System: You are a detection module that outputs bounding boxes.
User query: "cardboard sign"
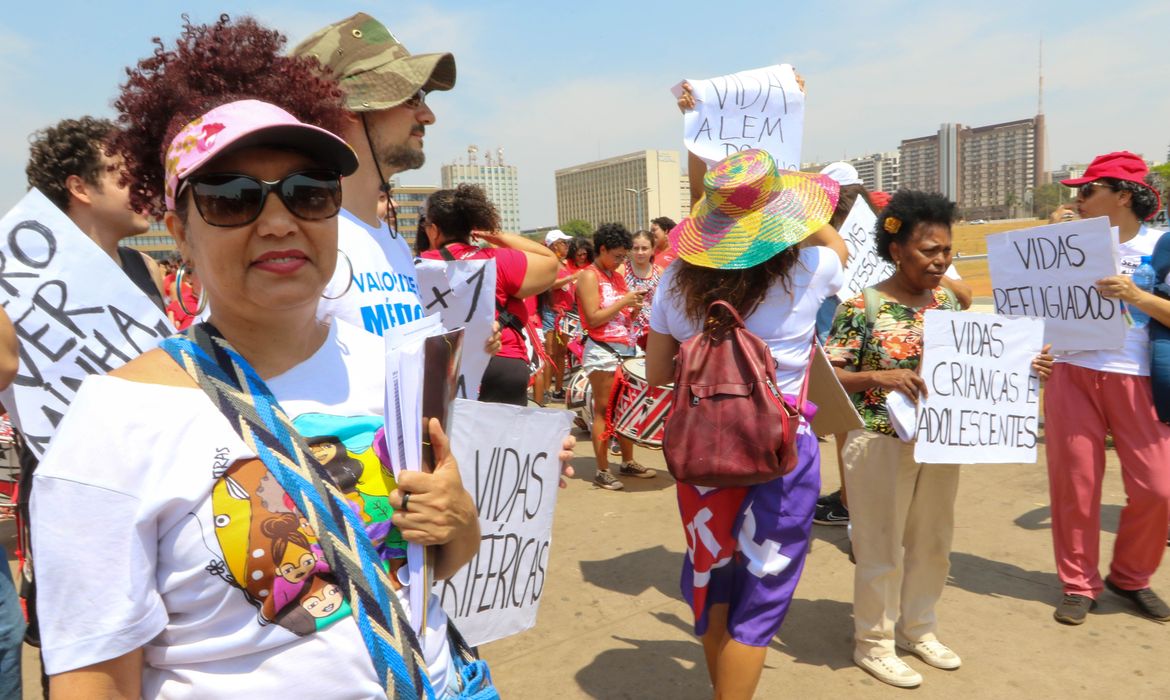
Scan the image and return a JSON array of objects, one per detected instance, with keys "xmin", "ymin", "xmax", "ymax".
[
  {"xmin": 913, "ymin": 311, "xmax": 1044, "ymax": 464},
  {"xmin": 807, "ymin": 344, "xmax": 863, "ymax": 437},
  {"xmin": 416, "ymin": 258, "xmax": 497, "ymax": 400},
  {"xmin": 0, "ymin": 189, "xmax": 171, "ymax": 455},
  {"xmin": 673, "ymin": 64, "xmax": 804, "ymax": 170},
  {"xmin": 839, "ymin": 197, "xmax": 895, "ymax": 297},
  {"xmin": 987, "ymin": 217, "xmax": 1124, "ymax": 351},
  {"xmin": 439, "ymin": 399, "xmax": 572, "ymax": 646}
]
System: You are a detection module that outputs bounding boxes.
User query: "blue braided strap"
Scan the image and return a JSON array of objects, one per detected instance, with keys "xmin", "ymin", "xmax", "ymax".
[{"xmin": 161, "ymin": 325, "xmax": 435, "ymax": 699}]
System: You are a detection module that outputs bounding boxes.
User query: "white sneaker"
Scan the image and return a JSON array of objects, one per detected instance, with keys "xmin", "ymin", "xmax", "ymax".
[
  {"xmin": 853, "ymin": 651, "xmax": 923, "ymax": 688},
  {"xmin": 896, "ymin": 639, "xmax": 961, "ymax": 670}
]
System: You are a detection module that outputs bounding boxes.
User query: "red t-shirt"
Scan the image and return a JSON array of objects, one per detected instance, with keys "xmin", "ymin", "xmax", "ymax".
[
  {"xmin": 551, "ymin": 263, "xmax": 576, "ymax": 312},
  {"xmin": 578, "ymin": 264, "xmax": 633, "ymax": 346},
  {"xmin": 655, "ymin": 245, "xmax": 679, "ymax": 269},
  {"xmin": 420, "ymin": 242, "xmax": 530, "ymax": 359}
]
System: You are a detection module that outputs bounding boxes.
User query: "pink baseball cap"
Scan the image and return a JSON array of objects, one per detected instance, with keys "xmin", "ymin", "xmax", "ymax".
[{"xmin": 164, "ymin": 99, "xmax": 358, "ymax": 210}]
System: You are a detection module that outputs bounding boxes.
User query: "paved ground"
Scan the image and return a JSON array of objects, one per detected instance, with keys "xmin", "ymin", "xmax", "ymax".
[{"xmin": 14, "ymin": 429, "xmax": 1170, "ymax": 699}]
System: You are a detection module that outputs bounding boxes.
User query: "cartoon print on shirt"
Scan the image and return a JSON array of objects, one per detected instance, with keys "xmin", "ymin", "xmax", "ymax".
[{"xmin": 206, "ymin": 414, "xmax": 406, "ymax": 636}]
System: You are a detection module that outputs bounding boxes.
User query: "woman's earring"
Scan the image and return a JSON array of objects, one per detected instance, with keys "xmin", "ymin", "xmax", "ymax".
[
  {"xmin": 321, "ymin": 250, "xmax": 355, "ymax": 300},
  {"xmin": 174, "ymin": 263, "xmax": 208, "ymax": 317}
]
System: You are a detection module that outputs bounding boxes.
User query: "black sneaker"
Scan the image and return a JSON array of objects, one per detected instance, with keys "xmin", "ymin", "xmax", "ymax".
[
  {"xmin": 1053, "ymin": 594, "xmax": 1097, "ymax": 625},
  {"xmin": 814, "ymin": 498, "xmax": 850, "ymax": 526},
  {"xmin": 1105, "ymin": 577, "xmax": 1170, "ymax": 621},
  {"xmin": 816, "ymin": 489, "xmax": 842, "ymax": 507},
  {"xmin": 548, "ymin": 389, "xmax": 566, "ymax": 402}
]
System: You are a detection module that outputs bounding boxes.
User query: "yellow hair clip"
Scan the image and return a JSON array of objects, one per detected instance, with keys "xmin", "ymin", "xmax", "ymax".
[{"xmin": 883, "ymin": 217, "xmax": 902, "ymax": 234}]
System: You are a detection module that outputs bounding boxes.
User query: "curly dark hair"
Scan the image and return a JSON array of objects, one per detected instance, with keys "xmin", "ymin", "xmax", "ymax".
[
  {"xmin": 671, "ymin": 249, "xmax": 801, "ymax": 333},
  {"xmin": 112, "ymin": 14, "xmax": 349, "ymax": 218},
  {"xmin": 829, "ymin": 183, "xmax": 874, "ymax": 230},
  {"xmin": 650, "ymin": 216, "xmax": 676, "ymax": 232},
  {"xmin": 425, "ymin": 184, "xmax": 501, "ymax": 246},
  {"xmin": 26, "ymin": 117, "xmax": 116, "ymax": 210},
  {"xmin": 567, "ymin": 237, "xmax": 594, "ymax": 264},
  {"xmin": 592, "ymin": 223, "xmax": 633, "ymax": 253},
  {"xmin": 875, "ymin": 190, "xmax": 956, "ymax": 263},
  {"xmin": 1100, "ymin": 177, "xmax": 1161, "ymax": 221}
]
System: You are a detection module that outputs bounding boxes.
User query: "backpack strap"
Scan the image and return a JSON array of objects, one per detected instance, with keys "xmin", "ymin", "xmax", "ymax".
[
  {"xmin": 1153, "ymin": 231, "xmax": 1170, "ymax": 299},
  {"xmin": 161, "ymin": 323, "xmax": 457, "ymax": 700}
]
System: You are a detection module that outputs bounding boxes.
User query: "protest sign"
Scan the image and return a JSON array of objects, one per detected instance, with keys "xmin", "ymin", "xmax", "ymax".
[
  {"xmin": 0, "ymin": 189, "xmax": 171, "ymax": 456},
  {"xmin": 416, "ymin": 258, "xmax": 497, "ymax": 400},
  {"xmin": 987, "ymin": 217, "xmax": 1123, "ymax": 351},
  {"xmin": 673, "ymin": 64, "xmax": 804, "ymax": 170},
  {"xmin": 838, "ymin": 197, "xmax": 894, "ymax": 297},
  {"xmin": 440, "ymin": 399, "xmax": 572, "ymax": 646},
  {"xmin": 913, "ymin": 311, "xmax": 1044, "ymax": 464},
  {"xmin": 807, "ymin": 344, "xmax": 863, "ymax": 437}
]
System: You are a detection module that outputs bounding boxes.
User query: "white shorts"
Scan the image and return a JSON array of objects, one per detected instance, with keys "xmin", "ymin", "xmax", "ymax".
[{"xmin": 582, "ymin": 338, "xmax": 638, "ymax": 376}]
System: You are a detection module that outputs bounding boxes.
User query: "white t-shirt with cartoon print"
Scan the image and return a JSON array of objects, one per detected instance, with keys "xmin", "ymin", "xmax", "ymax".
[
  {"xmin": 31, "ymin": 321, "xmax": 451, "ymax": 697},
  {"xmin": 318, "ymin": 209, "xmax": 425, "ymax": 336}
]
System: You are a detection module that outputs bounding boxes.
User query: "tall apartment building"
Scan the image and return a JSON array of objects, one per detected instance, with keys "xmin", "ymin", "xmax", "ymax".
[
  {"xmin": 679, "ymin": 173, "xmax": 692, "ymax": 218},
  {"xmin": 440, "ymin": 147, "xmax": 521, "ymax": 233},
  {"xmin": 388, "ymin": 180, "xmax": 438, "ymax": 247},
  {"xmin": 899, "ymin": 115, "xmax": 1045, "ymax": 219},
  {"xmin": 555, "ymin": 150, "xmax": 683, "ymax": 232},
  {"xmin": 802, "ymin": 152, "xmax": 900, "ymax": 193}
]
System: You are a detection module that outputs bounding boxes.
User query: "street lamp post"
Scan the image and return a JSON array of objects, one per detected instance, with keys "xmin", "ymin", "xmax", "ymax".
[{"xmin": 624, "ymin": 186, "xmax": 652, "ymax": 231}]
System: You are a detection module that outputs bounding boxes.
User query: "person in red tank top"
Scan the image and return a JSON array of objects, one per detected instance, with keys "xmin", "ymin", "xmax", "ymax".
[{"xmin": 575, "ymin": 223, "xmax": 656, "ymax": 490}]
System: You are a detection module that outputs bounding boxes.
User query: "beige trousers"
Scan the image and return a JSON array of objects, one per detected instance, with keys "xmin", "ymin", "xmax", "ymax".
[{"xmin": 843, "ymin": 429, "xmax": 960, "ymax": 657}]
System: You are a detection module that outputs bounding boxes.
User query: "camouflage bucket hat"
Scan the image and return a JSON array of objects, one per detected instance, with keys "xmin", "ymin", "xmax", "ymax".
[{"xmin": 292, "ymin": 13, "xmax": 456, "ymax": 112}]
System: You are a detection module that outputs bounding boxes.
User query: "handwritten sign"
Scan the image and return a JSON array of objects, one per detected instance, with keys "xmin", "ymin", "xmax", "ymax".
[
  {"xmin": 673, "ymin": 64, "xmax": 804, "ymax": 169},
  {"xmin": 913, "ymin": 311, "xmax": 1043, "ymax": 464},
  {"xmin": 987, "ymin": 217, "xmax": 1123, "ymax": 351},
  {"xmin": 440, "ymin": 399, "xmax": 572, "ymax": 646},
  {"xmin": 0, "ymin": 190, "xmax": 171, "ymax": 455},
  {"xmin": 416, "ymin": 258, "xmax": 497, "ymax": 400},
  {"xmin": 839, "ymin": 197, "xmax": 894, "ymax": 297}
]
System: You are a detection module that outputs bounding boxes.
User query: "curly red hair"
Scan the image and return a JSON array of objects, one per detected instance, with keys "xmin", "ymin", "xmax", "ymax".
[{"xmin": 113, "ymin": 14, "xmax": 348, "ymax": 218}]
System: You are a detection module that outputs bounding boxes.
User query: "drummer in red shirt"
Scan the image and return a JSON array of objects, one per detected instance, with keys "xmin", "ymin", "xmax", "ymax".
[
  {"xmin": 576, "ymin": 223, "xmax": 657, "ymax": 490},
  {"xmin": 419, "ymin": 185, "xmax": 558, "ymax": 405}
]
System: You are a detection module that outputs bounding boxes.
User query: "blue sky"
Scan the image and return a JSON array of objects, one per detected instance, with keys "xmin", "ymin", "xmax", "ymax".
[{"xmin": 2, "ymin": 1, "xmax": 1167, "ymax": 228}]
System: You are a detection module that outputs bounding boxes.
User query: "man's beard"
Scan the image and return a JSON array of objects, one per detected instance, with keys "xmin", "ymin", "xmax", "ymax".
[{"xmin": 381, "ymin": 143, "xmax": 425, "ymax": 171}]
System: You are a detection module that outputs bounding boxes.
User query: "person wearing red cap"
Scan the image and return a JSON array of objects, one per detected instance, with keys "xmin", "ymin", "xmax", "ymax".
[{"xmin": 1044, "ymin": 151, "xmax": 1170, "ymax": 626}]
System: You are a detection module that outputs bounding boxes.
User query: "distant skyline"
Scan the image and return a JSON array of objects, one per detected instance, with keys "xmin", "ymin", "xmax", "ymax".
[{"xmin": 2, "ymin": 1, "xmax": 1167, "ymax": 228}]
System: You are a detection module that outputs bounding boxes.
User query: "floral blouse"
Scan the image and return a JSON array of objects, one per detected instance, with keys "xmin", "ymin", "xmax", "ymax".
[
  {"xmin": 624, "ymin": 263, "xmax": 661, "ymax": 342},
  {"xmin": 824, "ymin": 288, "xmax": 959, "ymax": 436}
]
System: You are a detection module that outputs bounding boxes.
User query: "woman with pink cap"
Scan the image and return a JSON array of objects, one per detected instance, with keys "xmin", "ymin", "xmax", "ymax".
[
  {"xmin": 645, "ymin": 149, "xmax": 847, "ymax": 699},
  {"xmin": 28, "ymin": 16, "xmax": 491, "ymax": 699}
]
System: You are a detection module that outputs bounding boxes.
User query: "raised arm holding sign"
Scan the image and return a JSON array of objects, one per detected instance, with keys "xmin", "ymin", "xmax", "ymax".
[{"xmin": 672, "ymin": 64, "xmax": 804, "ymax": 171}]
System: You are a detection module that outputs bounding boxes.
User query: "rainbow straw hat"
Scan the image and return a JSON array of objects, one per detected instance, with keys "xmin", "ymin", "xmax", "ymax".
[{"xmin": 669, "ymin": 149, "xmax": 839, "ymax": 270}]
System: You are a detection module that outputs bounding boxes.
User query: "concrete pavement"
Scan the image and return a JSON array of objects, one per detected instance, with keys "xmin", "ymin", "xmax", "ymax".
[{"xmin": 479, "ymin": 432, "xmax": 1170, "ymax": 699}]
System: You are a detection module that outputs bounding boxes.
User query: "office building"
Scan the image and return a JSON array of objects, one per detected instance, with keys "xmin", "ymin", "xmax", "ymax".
[
  {"xmin": 899, "ymin": 115, "xmax": 1046, "ymax": 220},
  {"xmin": 389, "ymin": 181, "xmax": 438, "ymax": 247},
  {"xmin": 555, "ymin": 150, "xmax": 683, "ymax": 232},
  {"xmin": 120, "ymin": 221, "xmax": 177, "ymax": 260},
  {"xmin": 801, "ymin": 152, "xmax": 900, "ymax": 193},
  {"xmin": 440, "ymin": 146, "xmax": 521, "ymax": 233}
]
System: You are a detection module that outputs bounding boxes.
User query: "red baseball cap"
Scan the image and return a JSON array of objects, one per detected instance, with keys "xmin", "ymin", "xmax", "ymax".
[{"xmin": 1060, "ymin": 150, "xmax": 1161, "ymax": 219}]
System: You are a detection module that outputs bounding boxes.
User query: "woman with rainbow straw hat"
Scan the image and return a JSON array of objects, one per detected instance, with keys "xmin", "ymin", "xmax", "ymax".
[{"xmin": 645, "ymin": 149, "xmax": 847, "ymax": 699}]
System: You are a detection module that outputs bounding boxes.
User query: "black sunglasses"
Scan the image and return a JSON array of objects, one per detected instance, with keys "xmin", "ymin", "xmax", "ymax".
[
  {"xmin": 1077, "ymin": 181, "xmax": 1114, "ymax": 200},
  {"xmin": 181, "ymin": 170, "xmax": 343, "ymax": 228}
]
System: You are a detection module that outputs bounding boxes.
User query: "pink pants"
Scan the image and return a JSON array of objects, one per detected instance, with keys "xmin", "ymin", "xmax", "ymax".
[{"xmin": 1044, "ymin": 363, "xmax": 1170, "ymax": 597}]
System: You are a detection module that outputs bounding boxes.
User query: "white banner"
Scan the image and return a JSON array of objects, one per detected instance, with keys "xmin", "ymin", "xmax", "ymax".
[
  {"xmin": 839, "ymin": 197, "xmax": 894, "ymax": 297},
  {"xmin": 0, "ymin": 189, "xmax": 171, "ymax": 455},
  {"xmin": 987, "ymin": 217, "xmax": 1124, "ymax": 351},
  {"xmin": 672, "ymin": 64, "xmax": 804, "ymax": 170},
  {"xmin": 913, "ymin": 311, "xmax": 1044, "ymax": 464},
  {"xmin": 416, "ymin": 258, "xmax": 497, "ymax": 400},
  {"xmin": 439, "ymin": 399, "xmax": 572, "ymax": 647}
]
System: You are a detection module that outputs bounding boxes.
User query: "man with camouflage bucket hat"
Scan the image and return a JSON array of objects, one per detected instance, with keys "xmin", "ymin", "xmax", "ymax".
[{"xmin": 293, "ymin": 13, "xmax": 456, "ymax": 336}]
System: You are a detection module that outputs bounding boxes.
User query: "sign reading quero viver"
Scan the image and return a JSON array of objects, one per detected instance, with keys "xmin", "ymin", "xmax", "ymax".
[{"xmin": 0, "ymin": 189, "xmax": 171, "ymax": 455}]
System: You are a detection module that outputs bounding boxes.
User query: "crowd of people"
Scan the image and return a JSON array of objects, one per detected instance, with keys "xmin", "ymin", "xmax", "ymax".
[{"xmin": 0, "ymin": 10, "xmax": 1166, "ymax": 700}]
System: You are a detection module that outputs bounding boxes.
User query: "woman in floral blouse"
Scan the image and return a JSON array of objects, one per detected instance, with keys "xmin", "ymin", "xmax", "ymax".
[
  {"xmin": 825, "ymin": 190, "xmax": 1051, "ymax": 689},
  {"xmin": 624, "ymin": 230, "xmax": 661, "ymax": 346}
]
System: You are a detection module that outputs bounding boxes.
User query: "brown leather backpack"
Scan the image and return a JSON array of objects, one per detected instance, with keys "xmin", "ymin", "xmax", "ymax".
[{"xmin": 663, "ymin": 300, "xmax": 809, "ymax": 487}]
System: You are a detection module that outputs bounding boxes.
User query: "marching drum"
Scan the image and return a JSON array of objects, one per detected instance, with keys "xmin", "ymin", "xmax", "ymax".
[
  {"xmin": 566, "ymin": 367, "xmax": 593, "ymax": 433},
  {"xmin": 556, "ymin": 311, "xmax": 583, "ymax": 341},
  {"xmin": 608, "ymin": 358, "xmax": 673, "ymax": 449}
]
